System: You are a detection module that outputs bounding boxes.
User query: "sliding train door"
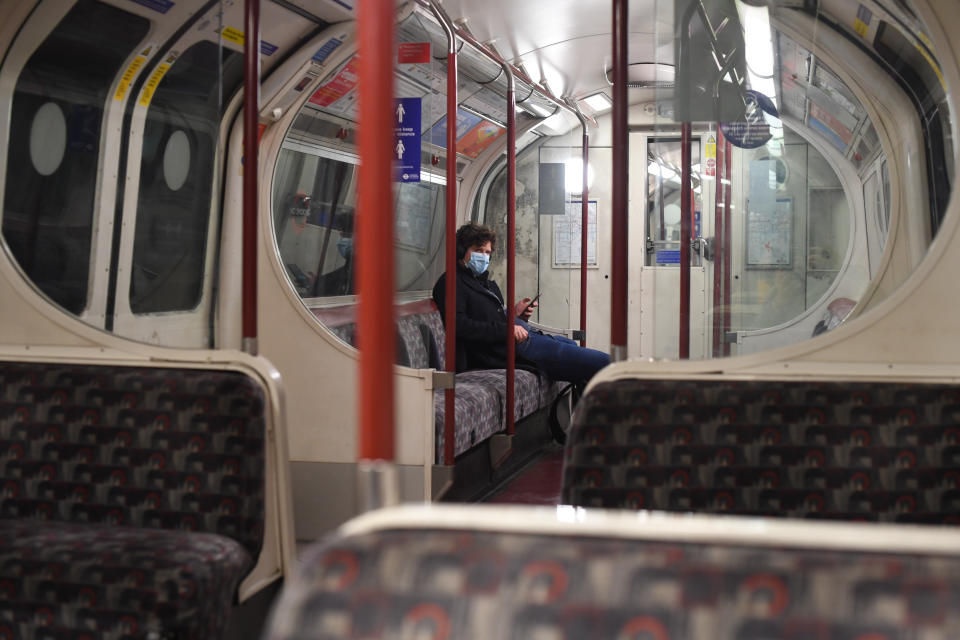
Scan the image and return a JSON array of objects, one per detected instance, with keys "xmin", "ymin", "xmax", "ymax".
[{"xmin": 634, "ymin": 133, "xmax": 709, "ymax": 360}]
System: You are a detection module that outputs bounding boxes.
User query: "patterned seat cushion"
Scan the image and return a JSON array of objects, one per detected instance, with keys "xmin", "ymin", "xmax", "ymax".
[
  {"xmin": 0, "ymin": 520, "xmax": 250, "ymax": 640},
  {"xmin": 0, "ymin": 361, "xmax": 268, "ymax": 640},
  {"xmin": 315, "ymin": 303, "xmax": 564, "ymax": 462},
  {"xmin": 0, "ymin": 363, "xmax": 266, "ymax": 558},
  {"xmin": 434, "ymin": 370, "xmax": 562, "ymax": 462},
  {"xmin": 265, "ymin": 527, "xmax": 960, "ymax": 639},
  {"xmin": 562, "ymin": 379, "xmax": 960, "ymax": 522}
]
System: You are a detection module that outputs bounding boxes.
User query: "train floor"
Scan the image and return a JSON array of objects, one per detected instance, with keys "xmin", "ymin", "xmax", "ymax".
[{"xmin": 483, "ymin": 443, "xmax": 565, "ymax": 506}]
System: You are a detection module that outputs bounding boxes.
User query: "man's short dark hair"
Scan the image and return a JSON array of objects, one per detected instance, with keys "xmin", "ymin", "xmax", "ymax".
[{"xmin": 456, "ymin": 222, "xmax": 497, "ymax": 260}]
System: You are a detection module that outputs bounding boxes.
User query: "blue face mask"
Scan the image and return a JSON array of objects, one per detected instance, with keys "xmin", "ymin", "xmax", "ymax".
[
  {"xmin": 337, "ymin": 237, "xmax": 353, "ymax": 258},
  {"xmin": 466, "ymin": 251, "xmax": 489, "ymax": 275}
]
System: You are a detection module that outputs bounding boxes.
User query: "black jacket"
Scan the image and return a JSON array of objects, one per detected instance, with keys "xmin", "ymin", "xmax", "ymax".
[{"xmin": 433, "ymin": 263, "xmax": 533, "ymax": 373}]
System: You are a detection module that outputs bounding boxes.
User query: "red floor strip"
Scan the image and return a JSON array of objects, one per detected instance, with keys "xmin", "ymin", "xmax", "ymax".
[{"xmin": 486, "ymin": 447, "xmax": 565, "ymax": 505}]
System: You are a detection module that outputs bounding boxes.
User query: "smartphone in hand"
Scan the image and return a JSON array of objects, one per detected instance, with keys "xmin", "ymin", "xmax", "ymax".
[{"xmin": 525, "ymin": 292, "xmax": 541, "ymax": 312}]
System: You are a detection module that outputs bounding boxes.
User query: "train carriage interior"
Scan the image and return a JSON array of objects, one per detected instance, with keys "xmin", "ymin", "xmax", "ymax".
[{"xmin": 1, "ymin": 0, "xmax": 960, "ymax": 637}]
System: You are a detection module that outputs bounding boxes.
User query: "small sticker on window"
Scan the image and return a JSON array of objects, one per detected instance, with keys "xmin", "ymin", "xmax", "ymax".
[{"xmin": 854, "ymin": 5, "xmax": 872, "ymax": 38}]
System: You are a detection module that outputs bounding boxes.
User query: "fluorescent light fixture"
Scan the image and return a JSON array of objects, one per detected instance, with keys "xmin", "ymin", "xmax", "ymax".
[
  {"xmin": 564, "ymin": 158, "xmax": 595, "ymax": 193},
  {"xmin": 736, "ymin": 0, "xmax": 778, "ymax": 109},
  {"xmin": 422, "ymin": 171, "xmax": 447, "ymax": 186},
  {"xmin": 524, "ymin": 102, "xmax": 554, "ymax": 118},
  {"xmin": 648, "ymin": 161, "xmax": 679, "ymax": 184},
  {"xmin": 581, "ymin": 92, "xmax": 612, "ymax": 113}
]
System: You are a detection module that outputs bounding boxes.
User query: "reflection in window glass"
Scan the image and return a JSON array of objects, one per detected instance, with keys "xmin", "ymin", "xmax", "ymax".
[
  {"xmin": 272, "ymin": 150, "xmax": 357, "ymax": 297},
  {"xmin": 874, "ymin": 21, "xmax": 952, "ymax": 235},
  {"xmin": 863, "ymin": 171, "xmax": 883, "ymax": 274},
  {"xmin": 735, "ymin": 135, "xmax": 850, "ymax": 331},
  {"xmin": 481, "ymin": 144, "xmax": 542, "ymax": 300},
  {"xmin": 2, "ymin": 0, "xmax": 149, "ymax": 313},
  {"xmin": 129, "ymin": 42, "xmax": 242, "ymax": 314},
  {"xmin": 271, "ymin": 146, "xmax": 447, "ymax": 299},
  {"xmin": 881, "ymin": 160, "xmax": 892, "ymax": 236}
]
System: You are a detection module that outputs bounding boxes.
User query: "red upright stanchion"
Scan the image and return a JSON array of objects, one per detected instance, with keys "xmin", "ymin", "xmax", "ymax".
[
  {"xmin": 242, "ymin": 0, "xmax": 260, "ymax": 355},
  {"xmin": 579, "ymin": 112, "xmax": 590, "ymax": 347},
  {"xmin": 356, "ymin": 0, "xmax": 396, "ymax": 465},
  {"xmin": 723, "ymin": 139, "xmax": 733, "ymax": 357},
  {"xmin": 505, "ymin": 67, "xmax": 517, "ymax": 435},
  {"xmin": 679, "ymin": 123, "xmax": 692, "ymax": 359},
  {"xmin": 712, "ymin": 127, "xmax": 724, "ymax": 358},
  {"xmin": 610, "ymin": 0, "xmax": 628, "ymax": 361},
  {"xmin": 430, "ymin": 1, "xmax": 458, "ymax": 466}
]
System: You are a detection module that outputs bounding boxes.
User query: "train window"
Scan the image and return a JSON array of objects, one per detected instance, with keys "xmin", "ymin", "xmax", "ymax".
[
  {"xmin": 2, "ymin": 0, "xmax": 148, "ymax": 314},
  {"xmin": 29, "ymin": 103, "xmax": 67, "ymax": 176},
  {"xmin": 272, "ymin": 26, "xmax": 459, "ymax": 338},
  {"xmin": 736, "ymin": 134, "xmax": 852, "ymax": 331},
  {"xmin": 271, "ymin": 141, "xmax": 447, "ymax": 303},
  {"xmin": 873, "ymin": 20, "xmax": 952, "ymax": 235},
  {"xmin": 272, "ymin": 148, "xmax": 357, "ymax": 298},
  {"xmin": 128, "ymin": 41, "xmax": 242, "ymax": 314}
]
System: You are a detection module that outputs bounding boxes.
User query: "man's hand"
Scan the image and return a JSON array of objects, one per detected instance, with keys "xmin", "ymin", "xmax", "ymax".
[
  {"xmin": 513, "ymin": 324, "xmax": 528, "ymax": 343},
  {"xmin": 516, "ymin": 297, "xmax": 537, "ymax": 321}
]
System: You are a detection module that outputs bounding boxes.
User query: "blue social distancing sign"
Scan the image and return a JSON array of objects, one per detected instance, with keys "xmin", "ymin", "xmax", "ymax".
[{"xmin": 394, "ymin": 97, "xmax": 421, "ymax": 182}]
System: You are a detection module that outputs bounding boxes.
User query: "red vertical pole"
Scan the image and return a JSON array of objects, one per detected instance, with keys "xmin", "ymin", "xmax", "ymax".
[
  {"xmin": 580, "ymin": 128, "xmax": 589, "ymax": 347},
  {"xmin": 505, "ymin": 69, "xmax": 517, "ymax": 435},
  {"xmin": 356, "ymin": 0, "xmax": 395, "ymax": 462},
  {"xmin": 679, "ymin": 123, "xmax": 691, "ymax": 359},
  {"xmin": 242, "ymin": 0, "xmax": 259, "ymax": 354},
  {"xmin": 723, "ymin": 139, "xmax": 732, "ymax": 357},
  {"xmin": 712, "ymin": 128, "xmax": 724, "ymax": 358},
  {"xmin": 610, "ymin": 0, "xmax": 628, "ymax": 361},
  {"xmin": 441, "ymin": 18, "xmax": 457, "ymax": 466}
]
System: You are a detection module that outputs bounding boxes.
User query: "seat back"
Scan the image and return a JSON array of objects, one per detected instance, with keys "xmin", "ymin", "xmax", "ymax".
[
  {"xmin": 313, "ymin": 299, "xmax": 445, "ymax": 370},
  {"xmin": 563, "ymin": 378, "xmax": 960, "ymax": 522},
  {"xmin": 265, "ymin": 505, "xmax": 960, "ymax": 639},
  {"xmin": 0, "ymin": 361, "xmax": 267, "ymax": 558}
]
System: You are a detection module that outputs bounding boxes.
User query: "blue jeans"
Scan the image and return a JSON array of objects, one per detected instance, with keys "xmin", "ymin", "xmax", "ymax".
[{"xmin": 515, "ymin": 320, "xmax": 610, "ymax": 383}]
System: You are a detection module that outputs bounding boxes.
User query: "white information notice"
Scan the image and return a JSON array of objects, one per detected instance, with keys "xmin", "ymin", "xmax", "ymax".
[{"xmin": 553, "ymin": 201, "xmax": 598, "ymax": 266}]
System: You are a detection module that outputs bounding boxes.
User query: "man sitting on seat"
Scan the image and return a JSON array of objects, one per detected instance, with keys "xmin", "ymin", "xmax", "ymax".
[{"xmin": 432, "ymin": 223, "xmax": 609, "ymax": 384}]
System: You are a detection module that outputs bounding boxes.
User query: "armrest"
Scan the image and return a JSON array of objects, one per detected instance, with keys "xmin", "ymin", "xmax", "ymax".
[{"xmin": 528, "ymin": 321, "xmax": 585, "ymax": 342}]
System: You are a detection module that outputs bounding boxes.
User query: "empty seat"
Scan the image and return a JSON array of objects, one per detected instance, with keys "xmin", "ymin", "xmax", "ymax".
[
  {"xmin": 0, "ymin": 361, "xmax": 268, "ymax": 639},
  {"xmin": 563, "ymin": 378, "xmax": 960, "ymax": 522}
]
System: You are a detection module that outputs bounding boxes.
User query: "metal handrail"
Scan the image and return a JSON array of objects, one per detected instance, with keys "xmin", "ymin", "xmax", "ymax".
[
  {"xmin": 566, "ymin": 98, "xmax": 591, "ymax": 347},
  {"xmin": 427, "ymin": 0, "xmax": 459, "ymax": 466},
  {"xmin": 242, "ymin": 0, "xmax": 260, "ymax": 356},
  {"xmin": 411, "ymin": 0, "xmax": 583, "ymax": 123},
  {"xmin": 610, "ymin": 0, "xmax": 629, "ymax": 362}
]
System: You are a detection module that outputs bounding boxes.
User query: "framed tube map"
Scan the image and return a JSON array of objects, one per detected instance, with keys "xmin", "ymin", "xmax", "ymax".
[
  {"xmin": 747, "ymin": 198, "xmax": 793, "ymax": 267},
  {"xmin": 553, "ymin": 201, "xmax": 598, "ymax": 267}
]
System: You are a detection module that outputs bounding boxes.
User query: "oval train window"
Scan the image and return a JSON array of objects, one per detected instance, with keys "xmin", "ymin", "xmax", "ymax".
[
  {"xmin": 162, "ymin": 130, "xmax": 191, "ymax": 192},
  {"xmin": 29, "ymin": 102, "xmax": 67, "ymax": 176}
]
